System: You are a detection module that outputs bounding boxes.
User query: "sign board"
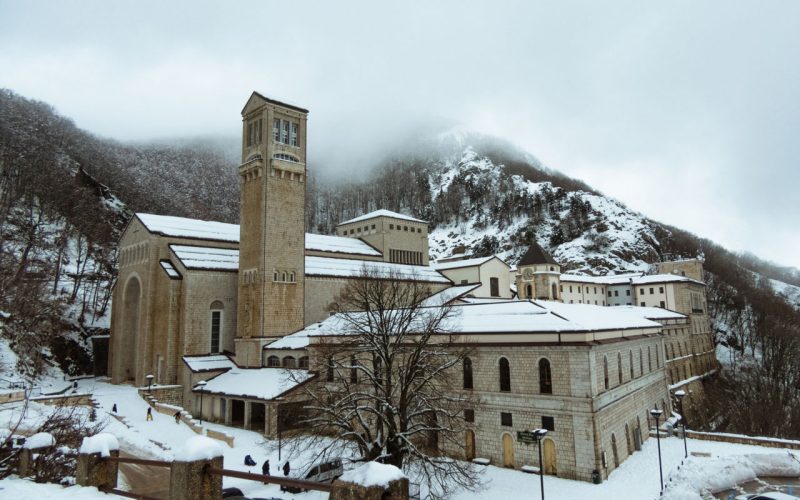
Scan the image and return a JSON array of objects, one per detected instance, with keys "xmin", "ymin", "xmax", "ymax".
[{"xmin": 517, "ymin": 431, "xmax": 536, "ymax": 444}]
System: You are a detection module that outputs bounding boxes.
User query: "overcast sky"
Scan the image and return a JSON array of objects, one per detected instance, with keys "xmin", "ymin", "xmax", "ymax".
[{"xmin": 1, "ymin": 1, "xmax": 798, "ymax": 269}]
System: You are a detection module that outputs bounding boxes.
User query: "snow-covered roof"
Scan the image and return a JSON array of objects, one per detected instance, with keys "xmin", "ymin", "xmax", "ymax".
[
  {"xmin": 611, "ymin": 306, "xmax": 686, "ymax": 321},
  {"xmin": 305, "ymin": 256, "xmax": 450, "ymax": 283},
  {"xmin": 419, "ymin": 284, "xmax": 480, "ymax": 307},
  {"xmin": 305, "ymin": 233, "xmax": 381, "ymax": 257},
  {"xmin": 560, "ymin": 272, "xmax": 643, "ymax": 285},
  {"xmin": 265, "ymin": 330, "xmax": 311, "ymax": 350},
  {"xmin": 159, "ymin": 260, "xmax": 181, "ymax": 279},
  {"xmin": 432, "ymin": 255, "xmax": 504, "ymax": 271},
  {"xmin": 197, "ymin": 368, "xmax": 312, "ymax": 400},
  {"xmin": 632, "ymin": 274, "xmax": 705, "ymax": 286},
  {"xmin": 338, "ymin": 209, "xmax": 427, "ymax": 226},
  {"xmin": 137, "ymin": 213, "xmax": 239, "ymax": 243},
  {"xmin": 182, "ymin": 355, "xmax": 236, "ymax": 373},
  {"xmin": 303, "ymin": 300, "xmax": 662, "ymax": 337},
  {"xmin": 170, "ymin": 245, "xmax": 238, "ymax": 271}
]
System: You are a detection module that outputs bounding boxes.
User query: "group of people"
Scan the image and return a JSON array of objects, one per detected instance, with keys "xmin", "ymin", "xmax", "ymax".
[{"xmin": 244, "ymin": 455, "xmax": 290, "ymax": 477}]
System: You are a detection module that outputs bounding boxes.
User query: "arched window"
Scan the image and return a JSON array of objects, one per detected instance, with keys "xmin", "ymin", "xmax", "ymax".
[
  {"xmin": 267, "ymin": 355, "xmax": 280, "ymax": 367},
  {"xmin": 499, "ymin": 357, "xmax": 511, "ymax": 392},
  {"xmin": 209, "ymin": 300, "xmax": 224, "ymax": 354},
  {"xmin": 617, "ymin": 353, "xmax": 623, "ymax": 385},
  {"xmin": 551, "ymin": 283, "xmax": 558, "ymax": 299},
  {"xmin": 539, "ymin": 358, "xmax": 552, "ymax": 394},
  {"xmin": 463, "ymin": 358, "xmax": 474, "ymax": 390},
  {"xmin": 625, "ymin": 423, "xmax": 632, "ymax": 455},
  {"xmin": 282, "ymin": 356, "xmax": 296, "ymax": 368},
  {"xmin": 350, "ymin": 356, "xmax": 358, "ymax": 384},
  {"xmin": 326, "ymin": 357, "xmax": 334, "ymax": 382},
  {"xmin": 611, "ymin": 434, "xmax": 619, "ymax": 467},
  {"xmin": 639, "ymin": 348, "xmax": 643, "ymax": 376},
  {"xmin": 299, "ymin": 356, "xmax": 309, "ymax": 369},
  {"xmin": 629, "ymin": 350, "xmax": 634, "ymax": 379},
  {"xmin": 526, "ymin": 284, "xmax": 532, "ymax": 298},
  {"xmin": 603, "ymin": 356, "xmax": 609, "ymax": 390}
]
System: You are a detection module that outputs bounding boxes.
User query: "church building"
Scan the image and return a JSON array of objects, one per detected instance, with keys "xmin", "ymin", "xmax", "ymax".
[{"xmin": 108, "ymin": 91, "xmax": 716, "ymax": 483}]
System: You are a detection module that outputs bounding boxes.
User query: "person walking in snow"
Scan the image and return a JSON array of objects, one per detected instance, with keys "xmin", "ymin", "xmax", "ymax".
[
  {"xmin": 112, "ymin": 403, "xmax": 117, "ymax": 413},
  {"xmin": 244, "ymin": 454, "xmax": 256, "ymax": 467},
  {"xmin": 146, "ymin": 407, "xmax": 153, "ymax": 421},
  {"xmin": 282, "ymin": 461, "xmax": 290, "ymax": 477},
  {"xmin": 173, "ymin": 411, "xmax": 181, "ymax": 423},
  {"xmin": 262, "ymin": 459, "xmax": 270, "ymax": 476}
]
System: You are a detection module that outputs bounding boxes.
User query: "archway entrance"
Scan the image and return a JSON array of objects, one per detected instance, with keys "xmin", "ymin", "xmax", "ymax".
[
  {"xmin": 120, "ymin": 277, "xmax": 141, "ymax": 382},
  {"xmin": 502, "ymin": 433, "xmax": 515, "ymax": 468},
  {"xmin": 543, "ymin": 438, "xmax": 557, "ymax": 475},
  {"xmin": 465, "ymin": 430, "xmax": 476, "ymax": 461}
]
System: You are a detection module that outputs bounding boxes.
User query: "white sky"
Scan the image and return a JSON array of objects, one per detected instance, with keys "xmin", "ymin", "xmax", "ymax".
[{"xmin": 1, "ymin": 0, "xmax": 798, "ymax": 269}]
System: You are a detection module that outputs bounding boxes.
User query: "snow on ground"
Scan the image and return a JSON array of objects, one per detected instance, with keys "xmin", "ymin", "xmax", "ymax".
[{"xmin": 3, "ymin": 378, "xmax": 800, "ymax": 500}]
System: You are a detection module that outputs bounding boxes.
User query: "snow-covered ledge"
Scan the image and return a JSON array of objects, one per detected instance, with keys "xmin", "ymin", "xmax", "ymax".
[{"xmin": 331, "ymin": 462, "xmax": 409, "ymax": 500}]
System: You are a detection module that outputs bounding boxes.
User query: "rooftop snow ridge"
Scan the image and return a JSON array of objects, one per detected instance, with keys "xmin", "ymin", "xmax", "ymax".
[{"xmin": 337, "ymin": 209, "xmax": 427, "ymax": 226}]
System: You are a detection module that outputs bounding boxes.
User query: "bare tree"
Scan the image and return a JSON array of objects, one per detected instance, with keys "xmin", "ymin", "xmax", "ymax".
[{"xmin": 287, "ymin": 267, "xmax": 479, "ymax": 498}]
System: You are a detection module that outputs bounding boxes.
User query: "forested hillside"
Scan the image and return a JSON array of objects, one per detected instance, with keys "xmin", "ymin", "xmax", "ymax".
[{"xmin": 2, "ymin": 88, "xmax": 800, "ymax": 439}]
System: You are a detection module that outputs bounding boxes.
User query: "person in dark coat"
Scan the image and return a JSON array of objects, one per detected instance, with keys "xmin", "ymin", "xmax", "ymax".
[
  {"xmin": 146, "ymin": 407, "xmax": 153, "ymax": 421},
  {"xmin": 112, "ymin": 403, "xmax": 117, "ymax": 413},
  {"xmin": 173, "ymin": 411, "xmax": 181, "ymax": 423},
  {"xmin": 262, "ymin": 460, "xmax": 270, "ymax": 476},
  {"xmin": 244, "ymin": 454, "xmax": 256, "ymax": 467},
  {"xmin": 282, "ymin": 461, "xmax": 290, "ymax": 477}
]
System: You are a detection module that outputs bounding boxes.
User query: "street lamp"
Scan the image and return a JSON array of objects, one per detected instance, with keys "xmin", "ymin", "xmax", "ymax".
[
  {"xmin": 196, "ymin": 380, "xmax": 207, "ymax": 425},
  {"xmin": 650, "ymin": 405, "xmax": 664, "ymax": 493},
  {"xmin": 675, "ymin": 390, "xmax": 688, "ymax": 459},
  {"xmin": 533, "ymin": 428, "xmax": 548, "ymax": 500},
  {"xmin": 145, "ymin": 374, "xmax": 154, "ymax": 393}
]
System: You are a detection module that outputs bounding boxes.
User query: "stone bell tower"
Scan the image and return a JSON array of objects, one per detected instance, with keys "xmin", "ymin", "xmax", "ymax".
[{"xmin": 235, "ymin": 92, "xmax": 308, "ymax": 367}]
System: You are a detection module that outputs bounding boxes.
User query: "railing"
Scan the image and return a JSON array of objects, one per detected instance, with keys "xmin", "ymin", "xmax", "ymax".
[
  {"xmin": 99, "ymin": 486, "xmax": 162, "ymax": 500},
  {"xmin": 205, "ymin": 467, "xmax": 333, "ymax": 492}
]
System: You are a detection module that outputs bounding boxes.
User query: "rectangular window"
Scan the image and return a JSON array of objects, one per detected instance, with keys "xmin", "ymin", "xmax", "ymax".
[
  {"xmin": 371, "ymin": 224, "xmax": 376, "ymax": 230},
  {"xmin": 389, "ymin": 224, "xmax": 394, "ymax": 230},
  {"xmin": 290, "ymin": 122, "xmax": 298, "ymax": 146},
  {"xmin": 649, "ymin": 287, "xmax": 654, "ymax": 295},
  {"xmin": 210, "ymin": 311, "xmax": 221, "ymax": 353},
  {"xmin": 273, "ymin": 119, "xmax": 280, "ymax": 141},
  {"xmin": 640, "ymin": 288, "xmax": 645, "ymax": 295},
  {"xmin": 608, "ymin": 291, "xmax": 612, "ymax": 297},
  {"xmin": 594, "ymin": 287, "xmax": 597, "ymax": 294},
  {"xmin": 578, "ymin": 286, "xmax": 581, "ymax": 293},
  {"xmin": 659, "ymin": 286, "xmax": 664, "ymax": 293},
  {"xmin": 461, "ymin": 279, "xmax": 468, "ymax": 285},
  {"xmin": 282, "ymin": 120, "xmax": 290, "ymax": 144},
  {"xmin": 660, "ymin": 301, "xmax": 666, "ymax": 308},
  {"xmin": 501, "ymin": 412, "xmax": 512, "ymax": 427},
  {"xmin": 465, "ymin": 409, "xmax": 475, "ymax": 423},
  {"xmin": 490, "ymin": 277, "xmax": 500, "ymax": 297},
  {"xmin": 614, "ymin": 291, "xmax": 619, "ymax": 297},
  {"xmin": 542, "ymin": 416, "xmax": 555, "ymax": 431},
  {"xmin": 640, "ymin": 302, "xmax": 645, "ymax": 306},
  {"xmin": 569, "ymin": 286, "xmax": 573, "ymax": 293},
  {"xmin": 626, "ymin": 290, "xmax": 631, "ymax": 296}
]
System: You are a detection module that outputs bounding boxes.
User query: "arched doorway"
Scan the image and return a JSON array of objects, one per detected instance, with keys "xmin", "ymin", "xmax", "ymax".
[
  {"xmin": 465, "ymin": 430, "xmax": 476, "ymax": 461},
  {"xmin": 611, "ymin": 434, "xmax": 619, "ymax": 468},
  {"xmin": 543, "ymin": 438, "xmax": 557, "ymax": 475},
  {"xmin": 502, "ymin": 433, "xmax": 515, "ymax": 468},
  {"xmin": 120, "ymin": 276, "xmax": 141, "ymax": 382},
  {"xmin": 551, "ymin": 282, "xmax": 558, "ymax": 299}
]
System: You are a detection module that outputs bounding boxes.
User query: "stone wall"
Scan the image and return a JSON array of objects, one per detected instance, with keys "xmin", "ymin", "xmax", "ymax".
[
  {"xmin": 685, "ymin": 430, "xmax": 800, "ymax": 450},
  {"xmin": 139, "ymin": 385, "xmax": 184, "ymax": 406}
]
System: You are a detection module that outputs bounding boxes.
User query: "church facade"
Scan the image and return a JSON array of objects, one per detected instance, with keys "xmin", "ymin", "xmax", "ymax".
[{"xmin": 109, "ymin": 92, "xmax": 717, "ymax": 483}]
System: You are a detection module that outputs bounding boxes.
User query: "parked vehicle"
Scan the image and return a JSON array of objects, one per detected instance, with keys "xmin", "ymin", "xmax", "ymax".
[
  {"xmin": 303, "ymin": 458, "xmax": 343, "ymax": 484},
  {"xmin": 734, "ymin": 492, "xmax": 800, "ymax": 500}
]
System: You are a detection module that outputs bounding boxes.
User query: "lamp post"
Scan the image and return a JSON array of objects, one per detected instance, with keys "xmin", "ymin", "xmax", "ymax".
[
  {"xmin": 145, "ymin": 374, "xmax": 154, "ymax": 393},
  {"xmin": 650, "ymin": 405, "xmax": 664, "ymax": 493},
  {"xmin": 196, "ymin": 380, "xmax": 207, "ymax": 425},
  {"xmin": 533, "ymin": 428, "xmax": 548, "ymax": 500},
  {"xmin": 675, "ymin": 389, "xmax": 688, "ymax": 459}
]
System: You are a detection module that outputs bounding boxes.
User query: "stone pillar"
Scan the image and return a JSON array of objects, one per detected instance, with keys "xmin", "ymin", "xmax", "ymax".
[
  {"xmin": 76, "ymin": 449, "xmax": 120, "ymax": 489},
  {"xmin": 169, "ymin": 455, "xmax": 223, "ymax": 500},
  {"xmin": 224, "ymin": 398, "xmax": 232, "ymax": 425},
  {"xmin": 18, "ymin": 448, "xmax": 34, "ymax": 477},
  {"xmin": 330, "ymin": 477, "xmax": 409, "ymax": 500},
  {"xmin": 244, "ymin": 401, "xmax": 251, "ymax": 430}
]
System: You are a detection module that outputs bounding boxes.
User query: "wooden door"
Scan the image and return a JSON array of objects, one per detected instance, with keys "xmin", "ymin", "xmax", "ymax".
[
  {"xmin": 543, "ymin": 438, "xmax": 557, "ymax": 475},
  {"xmin": 465, "ymin": 430, "xmax": 476, "ymax": 461},
  {"xmin": 502, "ymin": 433, "xmax": 515, "ymax": 467}
]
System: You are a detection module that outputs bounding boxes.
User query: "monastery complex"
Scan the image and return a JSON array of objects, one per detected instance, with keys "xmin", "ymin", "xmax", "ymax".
[{"xmin": 109, "ymin": 92, "xmax": 718, "ymax": 482}]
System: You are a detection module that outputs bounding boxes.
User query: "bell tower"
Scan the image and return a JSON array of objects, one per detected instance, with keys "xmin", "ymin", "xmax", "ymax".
[{"xmin": 235, "ymin": 92, "xmax": 308, "ymax": 367}]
